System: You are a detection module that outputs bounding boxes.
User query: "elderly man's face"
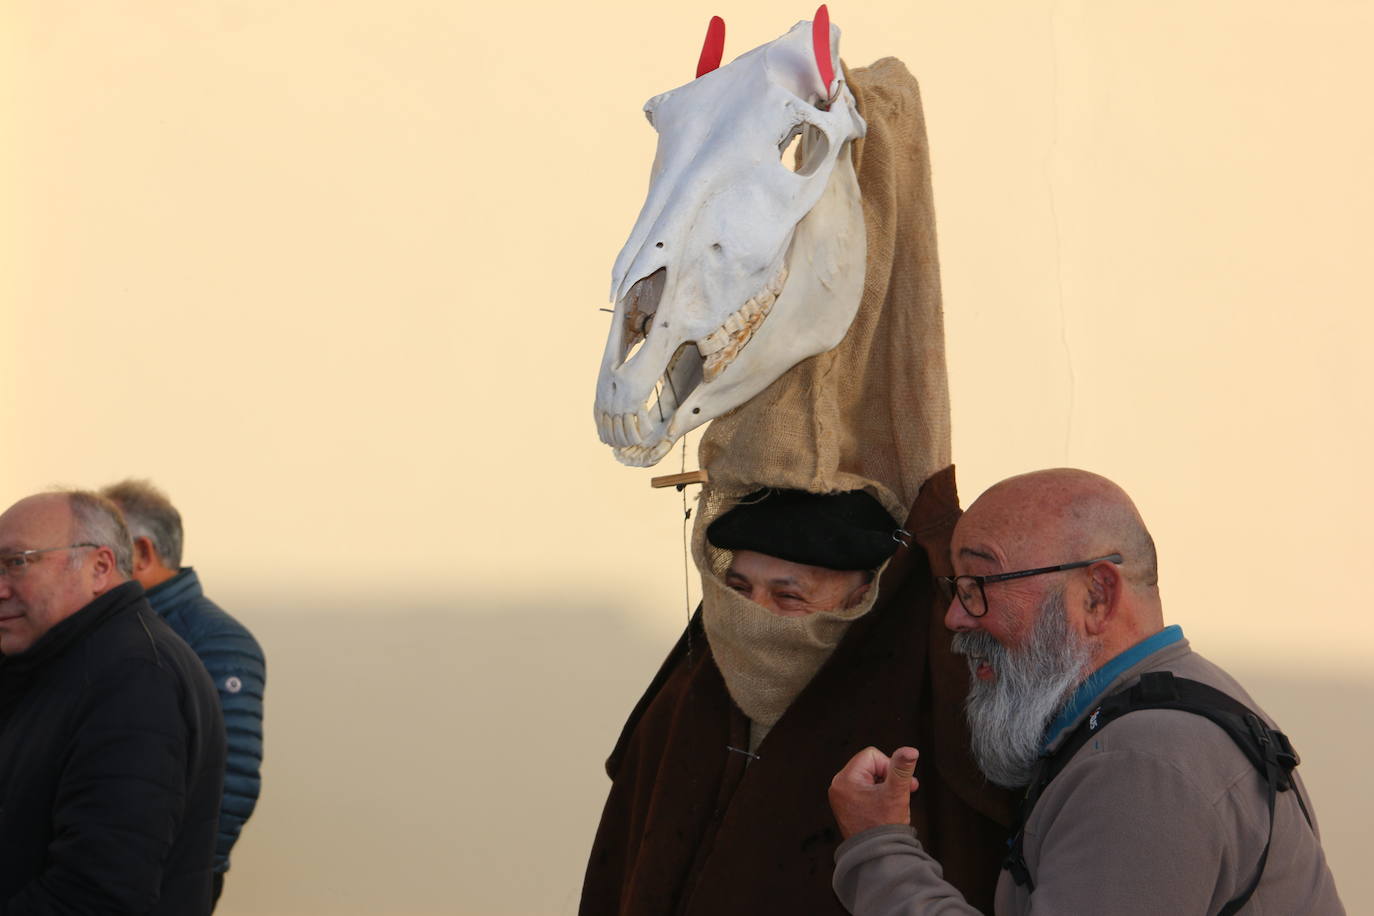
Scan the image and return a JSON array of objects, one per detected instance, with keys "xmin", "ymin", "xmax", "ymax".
[
  {"xmin": 941, "ymin": 487, "xmax": 1101, "ymax": 785},
  {"xmin": 943, "ymin": 501, "xmax": 1076, "ymax": 675},
  {"xmin": 724, "ymin": 549, "xmax": 871, "ymax": 617},
  {"xmin": 0, "ymin": 495, "xmax": 102, "ymax": 655}
]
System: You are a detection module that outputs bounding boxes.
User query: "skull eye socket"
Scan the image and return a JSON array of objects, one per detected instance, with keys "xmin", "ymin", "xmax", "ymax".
[{"xmin": 778, "ymin": 122, "xmax": 830, "ymax": 177}]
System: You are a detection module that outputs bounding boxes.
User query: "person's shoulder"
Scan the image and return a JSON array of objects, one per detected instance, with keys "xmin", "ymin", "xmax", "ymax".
[
  {"xmin": 1088, "ymin": 706, "xmax": 1253, "ymax": 760},
  {"xmin": 1162, "ymin": 649, "xmax": 1263, "ymax": 710},
  {"xmin": 1067, "ymin": 668, "xmax": 1266, "ymax": 798},
  {"xmin": 82, "ymin": 596, "xmax": 168, "ymax": 663},
  {"xmin": 191, "ymin": 596, "xmax": 256, "ymax": 641},
  {"xmin": 139, "ymin": 606, "xmax": 217, "ymax": 673},
  {"xmin": 177, "ymin": 591, "xmax": 262, "ymax": 652},
  {"xmin": 83, "ymin": 614, "xmax": 190, "ymax": 694}
]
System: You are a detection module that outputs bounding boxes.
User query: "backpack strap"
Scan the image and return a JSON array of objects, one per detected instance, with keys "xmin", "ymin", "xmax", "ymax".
[{"xmin": 1003, "ymin": 671, "xmax": 1310, "ymax": 913}]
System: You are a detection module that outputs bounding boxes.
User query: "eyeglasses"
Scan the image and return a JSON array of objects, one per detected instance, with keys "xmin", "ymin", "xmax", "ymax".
[
  {"xmin": 938, "ymin": 553, "xmax": 1122, "ymax": 618},
  {"xmin": 0, "ymin": 544, "xmax": 100, "ymax": 579}
]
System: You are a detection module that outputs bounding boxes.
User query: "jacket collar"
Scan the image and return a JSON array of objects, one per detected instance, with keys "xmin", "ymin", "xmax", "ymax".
[
  {"xmin": 145, "ymin": 567, "xmax": 202, "ymax": 617},
  {"xmin": 0, "ymin": 580, "xmax": 145, "ymax": 676},
  {"xmin": 1040, "ymin": 625, "xmax": 1187, "ymax": 752}
]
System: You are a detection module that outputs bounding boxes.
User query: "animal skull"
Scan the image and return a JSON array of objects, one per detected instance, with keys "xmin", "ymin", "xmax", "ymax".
[{"xmin": 594, "ymin": 11, "xmax": 868, "ymax": 467}]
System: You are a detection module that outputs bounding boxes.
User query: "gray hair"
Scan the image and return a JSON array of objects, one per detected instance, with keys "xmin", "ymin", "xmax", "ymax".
[
  {"xmin": 99, "ymin": 479, "xmax": 183, "ymax": 570},
  {"xmin": 953, "ymin": 586, "xmax": 1097, "ymax": 787},
  {"xmin": 67, "ymin": 491, "xmax": 134, "ymax": 578}
]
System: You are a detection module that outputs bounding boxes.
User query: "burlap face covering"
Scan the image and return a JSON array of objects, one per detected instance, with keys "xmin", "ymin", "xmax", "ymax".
[{"xmin": 695, "ymin": 505, "xmax": 886, "ymax": 730}]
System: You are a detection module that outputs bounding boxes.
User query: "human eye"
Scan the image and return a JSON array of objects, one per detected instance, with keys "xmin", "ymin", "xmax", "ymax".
[{"xmin": 0, "ymin": 554, "xmax": 25, "ymax": 572}]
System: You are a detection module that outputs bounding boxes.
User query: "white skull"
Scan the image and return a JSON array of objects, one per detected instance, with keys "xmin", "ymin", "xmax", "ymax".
[{"xmin": 594, "ymin": 15, "xmax": 868, "ymax": 467}]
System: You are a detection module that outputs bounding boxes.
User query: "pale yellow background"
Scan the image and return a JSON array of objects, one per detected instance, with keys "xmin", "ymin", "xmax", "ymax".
[{"xmin": 3, "ymin": 2, "xmax": 1370, "ymax": 914}]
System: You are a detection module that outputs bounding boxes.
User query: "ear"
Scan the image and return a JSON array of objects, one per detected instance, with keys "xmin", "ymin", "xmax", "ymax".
[
  {"xmin": 1081, "ymin": 559, "xmax": 1122, "ymax": 636},
  {"xmin": 133, "ymin": 536, "xmax": 157, "ymax": 574},
  {"xmin": 88, "ymin": 545, "xmax": 120, "ymax": 592}
]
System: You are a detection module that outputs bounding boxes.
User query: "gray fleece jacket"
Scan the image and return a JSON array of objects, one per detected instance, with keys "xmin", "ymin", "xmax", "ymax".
[{"xmin": 833, "ymin": 633, "xmax": 1343, "ymax": 915}]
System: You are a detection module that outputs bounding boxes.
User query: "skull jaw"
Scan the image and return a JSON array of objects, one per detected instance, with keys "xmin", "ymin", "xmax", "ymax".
[{"xmin": 595, "ymin": 152, "xmax": 866, "ymax": 468}]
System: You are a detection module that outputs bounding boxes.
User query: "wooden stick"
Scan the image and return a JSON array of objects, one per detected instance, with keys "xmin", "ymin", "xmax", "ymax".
[{"xmin": 650, "ymin": 469, "xmax": 710, "ymax": 489}]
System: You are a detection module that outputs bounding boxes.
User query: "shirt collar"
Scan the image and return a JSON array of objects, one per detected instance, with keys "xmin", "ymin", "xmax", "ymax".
[{"xmin": 1041, "ymin": 625, "xmax": 1185, "ymax": 751}]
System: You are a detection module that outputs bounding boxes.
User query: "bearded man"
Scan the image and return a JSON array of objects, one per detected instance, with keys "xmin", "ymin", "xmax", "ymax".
[{"xmin": 828, "ymin": 469, "xmax": 1344, "ymax": 914}]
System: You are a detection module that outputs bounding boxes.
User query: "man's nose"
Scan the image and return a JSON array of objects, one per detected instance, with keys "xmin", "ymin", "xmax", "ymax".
[{"xmin": 943, "ymin": 594, "xmax": 979, "ymax": 633}]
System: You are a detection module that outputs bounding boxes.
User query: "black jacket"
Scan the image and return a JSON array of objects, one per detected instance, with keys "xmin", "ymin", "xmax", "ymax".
[{"xmin": 0, "ymin": 581, "xmax": 226, "ymax": 915}]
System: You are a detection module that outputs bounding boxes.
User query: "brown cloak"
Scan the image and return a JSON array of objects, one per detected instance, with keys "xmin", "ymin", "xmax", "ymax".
[{"xmin": 578, "ymin": 467, "xmax": 1012, "ymax": 915}]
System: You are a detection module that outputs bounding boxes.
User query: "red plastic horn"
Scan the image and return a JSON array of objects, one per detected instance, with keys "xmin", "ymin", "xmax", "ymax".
[
  {"xmin": 812, "ymin": 5, "xmax": 834, "ymax": 94},
  {"xmin": 696, "ymin": 16, "xmax": 726, "ymax": 78}
]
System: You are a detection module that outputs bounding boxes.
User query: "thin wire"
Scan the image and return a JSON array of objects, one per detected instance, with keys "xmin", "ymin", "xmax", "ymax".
[
  {"xmin": 665, "ymin": 360, "xmax": 682, "ymax": 412},
  {"xmin": 681, "ymin": 431, "xmax": 693, "ymax": 660},
  {"xmin": 1045, "ymin": 0, "xmax": 1074, "ymax": 461}
]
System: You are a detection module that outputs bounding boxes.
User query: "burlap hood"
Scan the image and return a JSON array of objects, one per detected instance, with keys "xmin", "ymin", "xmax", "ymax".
[{"xmin": 694, "ymin": 58, "xmax": 953, "ymax": 729}]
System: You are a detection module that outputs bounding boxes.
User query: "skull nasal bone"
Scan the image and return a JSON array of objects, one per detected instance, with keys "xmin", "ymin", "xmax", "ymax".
[{"xmin": 618, "ymin": 267, "xmax": 667, "ymax": 368}]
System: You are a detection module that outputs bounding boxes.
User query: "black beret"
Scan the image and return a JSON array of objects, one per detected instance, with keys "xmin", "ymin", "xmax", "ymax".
[{"xmin": 706, "ymin": 488, "xmax": 902, "ymax": 571}]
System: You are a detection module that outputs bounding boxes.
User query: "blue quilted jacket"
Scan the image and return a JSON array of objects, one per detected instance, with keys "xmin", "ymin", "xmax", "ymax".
[{"xmin": 146, "ymin": 569, "xmax": 264, "ymax": 875}]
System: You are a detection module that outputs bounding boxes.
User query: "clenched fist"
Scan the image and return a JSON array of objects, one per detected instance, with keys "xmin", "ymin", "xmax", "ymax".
[{"xmin": 828, "ymin": 745, "xmax": 920, "ymax": 840}]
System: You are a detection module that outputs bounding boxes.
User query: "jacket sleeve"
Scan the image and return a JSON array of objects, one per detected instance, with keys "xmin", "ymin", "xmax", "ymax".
[
  {"xmin": 833, "ymin": 825, "xmax": 985, "ymax": 915},
  {"xmin": 197, "ymin": 622, "xmax": 265, "ymax": 872},
  {"xmin": 5, "ymin": 660, "xmax": 190, "ymax": 914}
]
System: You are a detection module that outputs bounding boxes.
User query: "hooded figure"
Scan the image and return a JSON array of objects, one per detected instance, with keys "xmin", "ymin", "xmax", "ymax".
[{"xmin": 580, "ymin": 58, "xmax": 1012, "ymax": 916}]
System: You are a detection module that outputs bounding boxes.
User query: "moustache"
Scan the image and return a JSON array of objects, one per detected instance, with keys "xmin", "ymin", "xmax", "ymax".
[{"xmin": 951, "ymin": 630, "xmax": 1001, "ymax": 659}]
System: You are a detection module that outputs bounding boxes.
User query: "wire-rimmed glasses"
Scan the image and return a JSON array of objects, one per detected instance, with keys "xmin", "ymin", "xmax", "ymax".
[{"xmin": 0, "ymin": 544, "xmax": 100, "ymax": 579}]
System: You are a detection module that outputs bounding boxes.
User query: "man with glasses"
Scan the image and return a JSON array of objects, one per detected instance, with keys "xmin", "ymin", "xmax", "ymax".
[
  {"xmin": 0, "ymin": 490, "xmax": 226, "ymax": 915},
  {"xmin": 827, "ymin": 469, "xmax": 1342, "ymax": 914}
]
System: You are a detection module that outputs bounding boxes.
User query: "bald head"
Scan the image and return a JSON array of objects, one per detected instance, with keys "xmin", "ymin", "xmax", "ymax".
[
  {"xmin": 964, "ymin": 469, "xmax": 1158, "ymax": 593},
  {"xmin": 949, "ymin": 469, "xmax": 1164, "ymax": 671}
]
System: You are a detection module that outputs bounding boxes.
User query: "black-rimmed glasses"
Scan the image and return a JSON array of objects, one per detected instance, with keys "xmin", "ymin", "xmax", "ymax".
[
  {"xmin": 0, "ymin": 544, "xmax": 100, "ymax": 579},
  {"xmin": 938, "ymin": 553, "xmax": 1122, "ymax": 618}
]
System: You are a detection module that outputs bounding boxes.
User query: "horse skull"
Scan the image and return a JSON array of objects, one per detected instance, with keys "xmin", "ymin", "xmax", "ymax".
[{"xmin": 594, "ymin": 13, "xmax": 867, "ymax": 467}]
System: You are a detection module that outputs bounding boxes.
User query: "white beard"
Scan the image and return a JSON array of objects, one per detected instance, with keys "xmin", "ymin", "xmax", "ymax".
[{"xmin": 951, "ymin": 588, "xmax": 1095, "ymax": 788}]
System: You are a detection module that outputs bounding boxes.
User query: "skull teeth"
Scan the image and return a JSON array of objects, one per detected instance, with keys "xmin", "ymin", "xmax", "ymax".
[
  {"xmin": 700, "ymin": 265, "xmax": 788, "ymax": 381},
  {"xmin": 597, "ymin": 263, "xmax": 790, "ymax": 454},
  {"xmin": 613, "ymin": 439, "xmax": 675, "ymax": 468},
  {"xmin": 599, "ymin": 409, "xmax": 656, "ymax": 448}
]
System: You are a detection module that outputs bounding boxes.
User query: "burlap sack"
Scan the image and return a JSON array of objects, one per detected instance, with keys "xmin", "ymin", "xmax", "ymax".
[{"xmin": 695, "ymin": 58, "xmax": 952, "ymax": 731}]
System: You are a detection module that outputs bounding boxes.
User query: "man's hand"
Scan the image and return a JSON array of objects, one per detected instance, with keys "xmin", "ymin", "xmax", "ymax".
[{"xmin": 828, "ymin": 745, "xmax": 920, "ymax": 840}]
